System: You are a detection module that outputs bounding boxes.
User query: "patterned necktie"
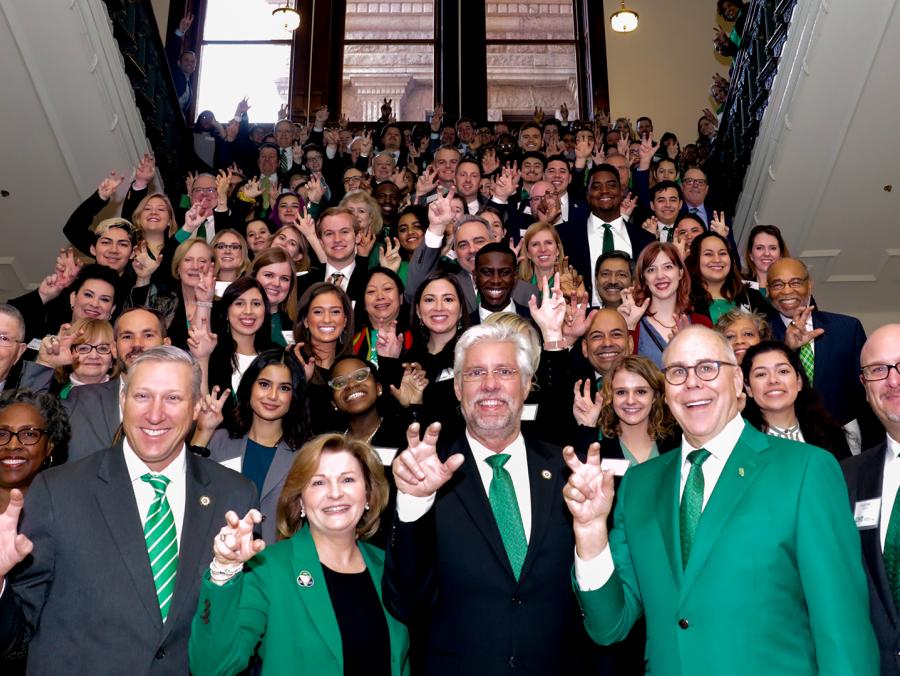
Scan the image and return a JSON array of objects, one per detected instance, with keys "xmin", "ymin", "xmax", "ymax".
[
  {"xmin": 799, "ymin": 341, "xmax": 815, "ymax": 384},
  {"xmin": 689, "ymin": 207, "xmax": 699, "ymax": 214},
  {"xmin": 329, "ymin": 272, "xmax": 344, "ymax": 288},
  {"xmin": 279, "ymin": 148, "xmax": 289, "ymax": 174},
  {"xmin": 883, "ymin": 487, "xmax": 900, "ymax": 610},
  {"xmin": 679, "ymin": 449, "xmax": 711, "ymax": 568},
  {"xmin": 141, "ymin": 473, "xmax": 178, "ymax": 622},
  {"xmin": 602, "ymin": 223, "xmax": 614, "ymax": 254},
  {"xmin": 485, "ymin": 454, "xmax": 527, "ymax": 579},
  {"xmin": 663, "ymin": 227, "xmax": 673, "ymax": 243}
]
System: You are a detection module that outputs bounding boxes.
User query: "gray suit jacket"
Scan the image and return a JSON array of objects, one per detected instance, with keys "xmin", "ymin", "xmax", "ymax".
[
  {"xmin": 20, "ymin": 361, "xmax": 121, "ymax": 462},
  {"xmin": 0, "ymin": 444, "xmax": 257, "ymax": 674},
  {"xmin": 207, "ymin": 429, "xmax": 296, "ymax": 544},
  {"xmin": 405, "ymin": 241, "xmax": 538, "ymax": 313}
]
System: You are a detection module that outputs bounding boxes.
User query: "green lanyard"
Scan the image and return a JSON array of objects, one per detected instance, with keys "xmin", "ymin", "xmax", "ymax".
[{"xmin": 367, "ymin": 328, "xmax": 379, "ymax": 368}]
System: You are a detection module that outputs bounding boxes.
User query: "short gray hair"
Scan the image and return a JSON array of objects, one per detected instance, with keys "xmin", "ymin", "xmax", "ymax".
[
  {"xmin": 662, "ymin": 325, "xmax": 737, "ymax": 366},
  {"xmin": 454, "ymin": 214, "xmax": 490, "ymax": 235},
  {"xmin": 122, "ymin": 346, "xmax": 202, "ymax": 402},
  {"xmin": 0, "ymin": 304, "xmax": 25, "ymax": 342},
  {"xmin": 453, "ymin": 322, "xmax": 540, "ymax": 386}
]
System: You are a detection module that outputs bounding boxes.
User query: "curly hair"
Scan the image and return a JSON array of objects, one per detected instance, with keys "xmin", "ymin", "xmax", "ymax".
[
  {"xmin": 0, "ymin": 389, "xmax": 71, "ymax": 466},
  {"xmin": 598, "ymin": 355, "xmax": 675, "ymax": 441}
]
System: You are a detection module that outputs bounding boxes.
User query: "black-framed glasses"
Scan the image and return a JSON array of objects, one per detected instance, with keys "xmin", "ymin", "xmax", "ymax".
[
  {"xmin": 768, "ymin": 277, "xmax": 809, "ymax": 292},
  {"xmin": 215, "ymin": 243, "xmax": 242, "ymax": 252},
  {"xmin": 682, "ymin": 178, "xmax": 708, "ymax": 187},
  {"xmin": 328, "ymin": 367, "xmax": 371, "ymax": 390},
  {"xmin": 72, "ymin": 343, "xmax": 112, "ymax": 356},
  {"xmin": 662, "ymin": 360, "xmax": 737, "ymax": 385},
  {"xmin": 861, "ymin": 361, "xmax": 900, "ymax": 382},
  {"xmin": 0, "ymin": 428, "xmax": 46, "ymax": 446}
]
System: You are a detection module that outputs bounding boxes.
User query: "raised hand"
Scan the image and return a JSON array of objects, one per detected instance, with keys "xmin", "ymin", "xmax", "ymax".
[
  {"xmin": 187, "ymin": 315, "xmax": 218, "ymax": 361},
  {"xmin": 416, "ymin": 165, "xmax": 439, "ymax": 198},
  {"xmin": 533, "ymin": 106, "xmax": 545, "ymax": 123},
  {"xmin": 240, "ymin": 177, "xmax": 262, "ymax": 200},
  {"xmin": 595, "ymin": 107, "xmax": 610, "ymax": 127},
  {"xmin": 558, "ymin": 256, "xmax": 586, "ymax": 302},
  {"xmin": 195, "ymin": 385, "xmax": 229, "ymax": 436},
  {"xmin": 185, "ymin": 171, "xmax": 198, "ymax": 196},
  {"xmin": 426, "ymin": 185, "xmax": 456, "ymax": 233},
  {"xmin": 278, "ymin": 103, "xmax": 289, "ymax": 121},
  {"xmin": 785, "ymin": 306, "xmax": 825, "ymax": 349},
  {"xmin": 215, "ymin": 169, "xmax": 232, "ymax": 202},
  {"xmin": 339, "ymin": 112, "xmax": 350, "ymax": 130},
  {"xmin": 291, "ymin": 343, "xmax": 316, "ymax": 383},
  {"xmin": 637, "ymin": 134, "xmax": 655, "ymax": 170},
  {"xmin": 616, "ymin": 137, "xmax": 630, "ymax": 158},
  {"xmin": 0, "ymin": 490, "xmax": 34, "ymax": 580},
  {"xmin": 573, "ymin": 379, "xmax": 603, "ymax": 427},
  {"xmin": 591, "ymin": 144, "xmax": 606, "ymax": 166},
  {"xmin": 620, "ymin": 192, "xmax": 637, "ymax": 219},
  {"xmin": 391, "ymin": 167, "xmax": 409, "ymax": 191},
  {"xmin": 390, "ymin": 362, "xmax": 428, "ymax": 407},
  {"xmin": 672, "ymin": 232, "xmax": 689, "ymax": 261},
  {"xmin": 574, "ymin": 136, "xmax": 593, "ymax": 166},
  {"xmin": 617, "ymin": 286, "xmax": 649, "ymax": 330},
  {"xmin": 37, "ymin": 273, "xmax": 70, "ymax": 304},
  {"xmin": 356, "ymin": 227, "xmax": 376, "ymax": 257},
  {"xmin": 559, "ymin": 102, "xmax": 569, "ymax": 121},
  {"xmin": 481, "ymin": 146, "xmax": 500, "ymax": 174},
  {"xmin": 305, "ymin": 174, "xmax": 325, "ymax": 204},
  {"xmin": 97, "ymin": 172, "xmax": 125, "ymax": 201},
  {"xmin": 267, "ymin": 181, "xmax": 281, "ymax": 208},
  {"xmin": 132, "ymin": 242, "xmax": 162, "ymax": 284},
  {"xmin": 710, "ymin": 210, "xmax": 729, "ymax": 238},
  {"xmin": 235, "ymin": 97, "xmax": 250, "ymax": 117},
  {"xmin": 291, "ymin": 141, "xmax": 304, "ymax": 164},
  {"xmin": 535, "ymin": 190, "xmax": 562, "ymax": 224},
  {"xmin": 36, "ymin": 324, "xmax": 82, "ymax": 369},
  {"xmin": 392, "ymin": 422, "xmax": 464, "ymax": 498},
  {"xmin": 183, "ymin": 204, "xmax": 208, "ymax": 232},
  {"xmin": 562, "ymin": 443, "xmax": 615, "ymax": 559},
  {"xmin": 508, "ymin": 238, "xmax": 523, "ymax": 262},
  {"xmin": 529, "ymin": 275, "xmax": 568, "ymax": 342},
  {"xmin": 430, "ymin": 103, "xmax": 444, "ymax": 132},
  {"xmin": 359, "ymin": 130, "xmax": 374, "ymax": 156},
  {"xmin": 178, "ymin": 13, "xmax": 194, "ymax": 34},
  {"xmin": 133, "ymin": 153, "xmax": 156, "ymax": 189},
  {"xmin": 641, "ymin": 216, "xmax": 659, "ymax": 236},
  {"xmin": 55, "ymin": 247, "xmax": 84, "ymax": 283},
  {"xmin": 212, "ymin": 509, "xmax": 266, "ymax": 570},
  {"xmin": 379, "ymin": 237, "xmax": 402, "ymax": 272},
  {"xmin": 376, "ymin": 320, "xmax": 403, "ymax": 359}
]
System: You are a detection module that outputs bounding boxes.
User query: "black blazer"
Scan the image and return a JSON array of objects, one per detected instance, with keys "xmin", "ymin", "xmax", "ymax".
[
  {"xmin": 296, "ymin": 256, "xmax": 369, "ymax": 303},
  {"xmin": 0, "ymin": 445, "xmax": 257, "ymax": 674},
  {"xmin": 383, "ymin": 434, "xmax": 600, "ymax": 675},
  {"xmin": 842, "ymin": 441, "xmax": 900, "ymax": 675}
]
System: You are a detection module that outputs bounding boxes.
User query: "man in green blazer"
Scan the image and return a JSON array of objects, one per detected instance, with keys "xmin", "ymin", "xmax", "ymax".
[{"xmin": 563, "ymin": 325, "xmax": 878, "ymax": 675}]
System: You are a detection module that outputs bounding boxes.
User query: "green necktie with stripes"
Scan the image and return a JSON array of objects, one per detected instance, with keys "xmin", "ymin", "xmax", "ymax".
[{"xmin": 141, "ymin": 473, "xmax": 178, "ymax": 622}]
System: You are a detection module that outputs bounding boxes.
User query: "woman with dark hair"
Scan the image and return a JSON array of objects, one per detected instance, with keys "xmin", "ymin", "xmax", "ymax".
[
  {"xmin": 192, "ymin": 348, "xmax": 312, "ymax": 544},
  {"xmin": 245, "ymin": 219, "xmax": 272, "ymax": 258},
  {"xmin": 252, "ymin": 247, "xmax": 297, "ymax": 346},
  {"xmin": 392, "ymin": 205, "xmax": 426, "ymax": 284},
  {"xmin": 741, "ymin": 340, "xmax": 851, "ymax": 460},
  {"xmin": 268, "ymin": 191, "xmax": 305, "ymax": 232},
  {"xmin": 352, "ymin": 267, "xmax": 412, "ymax": 368},
  {"xmin": 208, "ymin": 277, "xmax": 274, "ymax": 413},
  {"xmin": 650, "ymin": 157, "xmax": 679, "ymax": 187},
  {"xmin": 687, "ymin": 230, "xmax": 770, "ymax": 324},
  {"xmin": 189, "ymin": 434, "xmax": 409, "ymax": 675},
  {"xmin": 617, "ymin": 242, "xmax": 711, "ymax": 368},
  {"xmin": 271, "ymin": 223, "xmax": 312, "ymax": 273},
  {"xmin": 743, "ymin": 224, "xmax": 789, "ymax": 296}
]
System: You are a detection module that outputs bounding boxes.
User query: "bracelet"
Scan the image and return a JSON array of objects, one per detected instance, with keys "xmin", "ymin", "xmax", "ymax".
[
  {"xmin": 209, "ymin": 559, "xmax": 243, "ymax": 581},
  {"xmin": 196, "ymin": 301, "xmax": 213, "ymax": 308},
  {"xmin": 543, "ymin": 338, "xmax": 569, "ymax": 351},
  {"xmin": 237, "ymin": 191, "xmax": 256, "ymax": 203}
]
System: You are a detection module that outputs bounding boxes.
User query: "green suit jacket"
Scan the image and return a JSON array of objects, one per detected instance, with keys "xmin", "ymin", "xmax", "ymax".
[
  {"xmin": 189, "ymin": 526, "xmax": 409, "ymax": 675},
  {"xmin": 577, "ymin": 422, "xmax": 878, "ymax": 676}
]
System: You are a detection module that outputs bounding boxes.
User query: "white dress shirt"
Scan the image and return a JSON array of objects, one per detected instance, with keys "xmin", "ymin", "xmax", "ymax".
[
  {"xmin": 397, "ymin": 431, "xmax": 533, "ymax": 542},
  {"xmin": 686, "ymin": 203, "xmax": 708, "ymax": 226},
  {"xmin": 122, "ymin": 438, "xmax": 188, "ymax": 550},
  {"xmin": 559, "ymin": 193, "xmax": 570, "ymax": 224},
  {"xmin": 575, "ymin": 415, "xmax": 747, "ymax": 590},
  {"xmin": 324, "ymin": 260, "xmax": 356, "ymax": 292},
  {"xmin": 587, "ymin": 214, "xmax": 630, "ymax": 306},
  {"xmin": 657, "ymin": 223, "xmax": 676, "ymax": 242},
  {"xmin": 880, "ymin": 435, "xmax": 900, "ymax": 550},
  {"xmin": 467, "ymin": 199, "xmax": 480, "ymax": 215},
  {"xmin": 479, "ymin": 300, "xmax": 516, "ymax": 322}
]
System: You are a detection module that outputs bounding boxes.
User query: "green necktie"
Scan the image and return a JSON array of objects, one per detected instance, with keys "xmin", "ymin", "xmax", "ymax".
[
  {"xmin": 141, "ymin": 473, "xmax": 179, "ymax": 622},
  {"xmin": 664, "ymin": 227, "xmax": 673, "ymax": 243},
  {"xmin": 883, "ymin": 488, "xmax": 900, "ymax": 609},
  {"xmin": 799, "ymin": 342, "xmax": 815, "ymax": 384},
  {"xmin": 679, "ymin": 449, "xmax": 711, "ymax": 569},
  {"xmin": 602, "ymin": 223, "xmax": 614, "ymax": 254},
  {"xmin": 485, "ymin": 454, "xmax": 527, "ymax": 579}
]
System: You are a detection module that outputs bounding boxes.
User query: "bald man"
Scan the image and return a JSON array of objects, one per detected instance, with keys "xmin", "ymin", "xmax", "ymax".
[{"xmin": 842, "ymin": 324, "xmax": 900, "ymax": 675}]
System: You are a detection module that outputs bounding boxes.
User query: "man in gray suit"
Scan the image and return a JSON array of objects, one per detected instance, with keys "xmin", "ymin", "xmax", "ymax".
[
  {"xmin": 0, "ymin": 346, "xmax": 257, "ymax": 673},
  {"xmin": 21, "ymin": 306, "xmax": 171, "ymax": 461},
  {"xmin": 405, "ymin": 192, "xmax": 537, "ymax": 313}
]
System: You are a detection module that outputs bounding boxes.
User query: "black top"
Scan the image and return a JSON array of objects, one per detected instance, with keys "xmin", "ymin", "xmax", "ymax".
[{"xmin": 321, "ymin": 565, "xmax": 391, "ymax": 676}]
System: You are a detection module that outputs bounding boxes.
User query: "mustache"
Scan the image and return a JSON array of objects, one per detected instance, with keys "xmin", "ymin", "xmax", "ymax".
[{"xmin": 602, "ymin": 282, "xmax": 625, "ymax": 291}]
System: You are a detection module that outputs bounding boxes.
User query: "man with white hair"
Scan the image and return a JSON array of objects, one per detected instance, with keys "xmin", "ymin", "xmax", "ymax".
[{"xmin": 383, "ymin": 323, "xmax": 599, "ymax": 675}]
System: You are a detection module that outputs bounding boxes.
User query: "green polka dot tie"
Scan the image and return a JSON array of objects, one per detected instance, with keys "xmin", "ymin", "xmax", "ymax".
[
  {"xmin": 679, "ymin": 449, "xmax": 711, "ymax": 569},
  {"xmin": 485, "ymin": 454, "xmax": 527, "ymax": 579},
  {"xmin": 141, "ymin": 473, "xmax": 178, "ymax": 622}
]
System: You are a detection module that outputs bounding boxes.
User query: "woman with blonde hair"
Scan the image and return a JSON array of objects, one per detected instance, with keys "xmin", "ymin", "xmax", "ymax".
[
  {"xmin": 131, "ymin": 192, "xmax": 178, "ymax": 257},
  {"xmin": 52, "ymin": 318, "xmax": 118, "ymax": 399},
  {"xmin": 340, "ymin": 189, "xmax": 384, "ymax": 238},
  {"xmin": 518, "ymin": 222, "xmax": 566, "ymax": 288},
  {"xmin": 189, "ymin": 433, "xmax": 409, "ymax": 676},
  {"xmin": 211, "ymin": 229, "xmax": 251, "ymax": 284}
]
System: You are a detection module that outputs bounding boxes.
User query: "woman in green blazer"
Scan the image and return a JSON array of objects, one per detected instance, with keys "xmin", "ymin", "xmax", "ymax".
[{"xmin": 189, "ymin": 433, "xmax": 409, "ymax": 676}]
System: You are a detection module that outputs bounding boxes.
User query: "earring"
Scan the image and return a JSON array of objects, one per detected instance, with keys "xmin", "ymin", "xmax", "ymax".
[
  {"xmin": 300, "ymin": 505, "xmax": 306, "ymax": 518},
  {"xmin": 456, "ymin": 318, "xmax": 463, "ymax": 332},
  {"xmin": 365, "ymin": 502, "xmax": 370, "ymax": 511}
]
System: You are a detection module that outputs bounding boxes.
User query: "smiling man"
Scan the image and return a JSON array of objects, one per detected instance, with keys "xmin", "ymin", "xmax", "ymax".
[
  {"xmin": 0, "ymin": 346, "xmax": 257, "ymax": 673},
  {"xmin": 296, "ymin": 207, "xmax": 368, "ymax": 302},
  {"xmin": 471, "ymin": 244, "xmax": 529, "ymax": 323},
  {"xmin": 565, "ymin": 325, "xmax": 877, "ymax": 675}
]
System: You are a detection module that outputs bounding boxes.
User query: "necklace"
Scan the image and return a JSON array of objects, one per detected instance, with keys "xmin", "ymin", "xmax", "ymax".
[
  {"xmin": 348, "ymin": 417, "xmax": 383, "ymax": 444},
  {"xmin": 648, "ymin": 313, "xmax": 677, "ymax": 330}
]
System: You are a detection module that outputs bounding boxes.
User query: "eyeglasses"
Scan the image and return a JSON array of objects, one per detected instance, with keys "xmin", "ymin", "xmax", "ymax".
[
  {"xmin": 328, "ymin": 366, "xmax": 371, "ymax": 390},
  {"xmin": 682, "ymin": 178, "xmax": 708, "ymax": 187},
  {"xmin": 661, "ymin": 360, "xmax": 737, "ymax": 385},
  {"xmin": 0, "ymin": 428, "xmax": 46, "ymax": 446},
  {"xmin": 215, "ymin": 243, "xmax": 243, "ymax": 252},
  {"xmin": 461, "ymin": 367, "xmax": 520, "ymax": 382},
  {"xmin": 191, "ymin": 187, "xmax": 217, "ymax": 195},
  {"xmin": 768, "ymin": 277, "xmax": 809, "ymax": 292},
  {"xmin": 343, "ymin": 175, "xmax": 364, "ymax": 184},
  {"xmin": 861, "ymin": 361, "xmax": 900, "ymax": 382},
  {"xmin": 0, "ymin": 334, "xmax": 22, "ymax": 348},
  {"xmin": 72, "ymin": 343, "xmax": 113, "ymax": 355}
]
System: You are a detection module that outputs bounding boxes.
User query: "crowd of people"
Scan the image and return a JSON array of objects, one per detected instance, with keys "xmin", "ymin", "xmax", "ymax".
[{"xmin": 1, "ymin": 6, "xmax": 899, "ymax": 672}]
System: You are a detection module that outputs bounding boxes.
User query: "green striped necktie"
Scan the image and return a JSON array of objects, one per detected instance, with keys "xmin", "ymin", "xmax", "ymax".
[{"xmin": 141, "ymin": 473, "xmax": 178, "ymax": 622}]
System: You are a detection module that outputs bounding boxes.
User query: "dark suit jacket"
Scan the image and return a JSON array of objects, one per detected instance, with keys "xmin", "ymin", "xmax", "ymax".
[
  {"xmin": 296, "ymin": 257, "xmax": 369, "ymax": 303},
  {"xmin": 20, "ymin": 361, "xmax": 120, "ymax": 462},
  {"xmin": 842, "ymin": 440, "xmax": 900, "ymax": 676},
  {"xmin": 0, "ymin": 445, "xmax": 257, "ymax": 674},
  {"xmin": 467, "ymin": 300, "xmax": 532, "ymax": 326},
  {"xmin": 557, "ymin": 213, "xmax": 654, "ymax": 302},
  {"xmin": 383, "ymin": 435, "xmax": 598, "ymax": 675}
]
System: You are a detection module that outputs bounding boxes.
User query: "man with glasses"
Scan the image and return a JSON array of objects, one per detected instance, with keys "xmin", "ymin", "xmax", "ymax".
[
  {"xmin": 0, "ymin": 306, "xmax": 27, "ymax": 392},
  {"xmin": 768, "ymin": 257, "xmax": 874, "ymax": 450},
  {"xmin": 842, "ymin": 323, "xmax": 900, "ymax": 674},
  {"xmin": 679, "ymin": 167, "xmax": 740, "ymax": 263},
  {"xmin": 384, "ymin": 322, "xmax": 599, "ymax": 675},
  {"xmin": 565, "ymin": 324, "xmax": 877, "ymax": 674}
]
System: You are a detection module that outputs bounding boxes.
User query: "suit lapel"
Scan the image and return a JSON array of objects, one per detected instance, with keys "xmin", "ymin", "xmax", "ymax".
[
  {"xmin": 855, "ymin": 443, "xmax": 896, "ymax": 623},
  {"xmin": 360, "ymin": 543, "xmax": 408, "ymax": 667},
  {"xmin": 811, "ymin": 311, "xmax": 830, "ymax": 390},
  {"xmin": 261, "ymin": 441, "xmax": 295, "ymax": 502},
  {"xmin": 162, "ymin": 453, "xmax": 217, "ymax": 639},
  {"xmin": 291, "ymin": 528, "xmax": 343, "ymax": 667},
  {"xmin": 680, "ymin": 425, "xmax": 770, "ymax": 600},
  {"xmin": 456, "ymin": 271, "xmax": 477, "ymax": 313},
  {"xmin": 655, "ymin": 450, "xmax": 684, "ymax": 587},
  {"xmin": 517, "ymin": 442, "xmax": 555, "ymax": 583},
  {"xmin": 102, "ymin": 378, "xmax": 121, "ymax": 441},
  {"xmin": 93, "ymin": 445, "xmax": 162, "ymax": 630}
]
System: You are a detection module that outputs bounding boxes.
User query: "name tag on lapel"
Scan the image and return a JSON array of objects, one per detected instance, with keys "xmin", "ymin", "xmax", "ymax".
[
  {"xmin": 854, "ymin": 498, "xmax": 881, "ymax": 530},
  {"xmin": 436, "ymin": 368, "xmax": 454, "ymax": 382},
  {"xmin": 520, "ymin": 404, "xmax": 538, "ymax": 421},
  {"xmin": 282, "ymin": 330, "xmax": 296, "ymax": 346},
  {"xmin": 220, "ymin": 456, "xmax": 242, "ymax": 473},
  {"xmin": 214, "ymin": 281, "xmax": 231, "ymax": 298},
  {"xmin": 372, "ymin": 447, "xmax": 398, "ymax": 465},
  {"xmin": 601, "ymin": 458, "xmax": 630, "ymax": 476},
  {"xmin": 27, "ymin": 338, "xmax": 42, "ymax": 351}
]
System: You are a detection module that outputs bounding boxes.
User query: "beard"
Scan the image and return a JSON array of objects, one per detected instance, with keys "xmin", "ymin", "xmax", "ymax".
[{"xmin": 463, "ymin": 393, "xmax": 519, "ymax": 439}]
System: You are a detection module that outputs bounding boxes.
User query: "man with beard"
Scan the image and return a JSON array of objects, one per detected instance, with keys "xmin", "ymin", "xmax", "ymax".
[
  {"xmin": 384, "ymin": 322, "xmax": 600, "ymax": 675},
  {"xmin": 594, "ymin": 251, "xmax": 634, "ymax": 310},
  {"xmin": 19, "ymin": 307, "xmax": 171, "ymax": 461},
  {"xmin": 470, "ymin": 244, "xmax": 530, "ymax": 323}
]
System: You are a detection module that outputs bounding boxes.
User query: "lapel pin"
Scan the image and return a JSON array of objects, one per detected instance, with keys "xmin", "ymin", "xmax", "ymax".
[
  {"xmin": 541, "ymin": 470, "xmax": 552, "ymax": 480},
  {"xmin": 199, "ymin": 495, "xmax": 211, "ymax": 506},
  {"xmin": 738, "ymin": 467, "xmax": 745, "ymax": 477},
  {"xmin": 297, "ymin": 570, "xmax": 315, "ymax": 588}
]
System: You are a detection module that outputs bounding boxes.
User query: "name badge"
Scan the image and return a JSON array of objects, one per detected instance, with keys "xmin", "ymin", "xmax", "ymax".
[
  {"xmin": 520, "ymin": 404, "xmax": 538, "ymax": 421},
  {"xmin": 282, "ymin": 331, "xmax": 296, "ymax": 346},
  {"xmin": 296, "ymin": 270, "xmax": 308, "ymax": 276},
  {"xmin": 854, "ymin": 498, "xmax": 880, "ymax": 530},
  {"xmin": 436, "ymin": 368, "xmax": 454, "ymax": 382},
  {"xmin": 601, "ymin": 458, "xmax": 630, "ymax": 476},
  {"xmin": 372, "ymin": 447, "xmax": 398, "ymax": 465},
  {"xmin": 519, "ymin": 229, "xmax": 529, "ymax": 238},
  {"xmin": 214, "ymin": 281, "xmax": 231, "ymax": 298},
  {"xmin": 27, "ymin": 338, "xmax": 42, "ymax": 351}
]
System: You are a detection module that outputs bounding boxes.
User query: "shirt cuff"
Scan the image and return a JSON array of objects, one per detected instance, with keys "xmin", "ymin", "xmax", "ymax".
[
  {"xmin": 573, "ymin": 544, "xmax": 614, "ymax": 591},
  {"xmin": 396, "ymin": 492, "xmax": 436, "ymax": 522},
  {"xmin": 424, "ymin": 230, "xmax": 444, "ymax": 248}
]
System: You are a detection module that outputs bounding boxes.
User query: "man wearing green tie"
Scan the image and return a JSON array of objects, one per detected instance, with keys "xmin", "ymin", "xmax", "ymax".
[
  {"xmin": 564, "ymin": 325, "xmax": 878, "ymax": 675},
  {"xmin": 0, "ymin": 346, "xmax": 257, "ymax": 672}
]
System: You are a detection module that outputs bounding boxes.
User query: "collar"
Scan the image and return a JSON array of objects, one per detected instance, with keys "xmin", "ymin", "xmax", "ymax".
[
  {"xmin": 887, "ymin": 435, "xmax": 900, "ymax": 461},
  {"xmin": 779, "ymin": 302, "xmax": 814, "ymax": 327},
  {"xmin": 680, "ymin": 413, "xmax": 745, "ymax": 463},
  {"xmin": 479, "ymin": 299, "xmax": 515, "ymax": 321},
  {"xmin": 69, "ymin": 373, "xmax": 111, "ymax": 387},
  {"xmin": 122, "ymin": 435, "xmax": 187, "ymax": 485},
  {"xmin": 466, "ymin": 430, "xmax": 526, "ymax": 461},
  {"xmin": 325, "ymin": 260, "xmax": 356, "ymax": 278},
  {"xmin": 588, "ymin": 213, "xmax": 624, "ymax": 230}
]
